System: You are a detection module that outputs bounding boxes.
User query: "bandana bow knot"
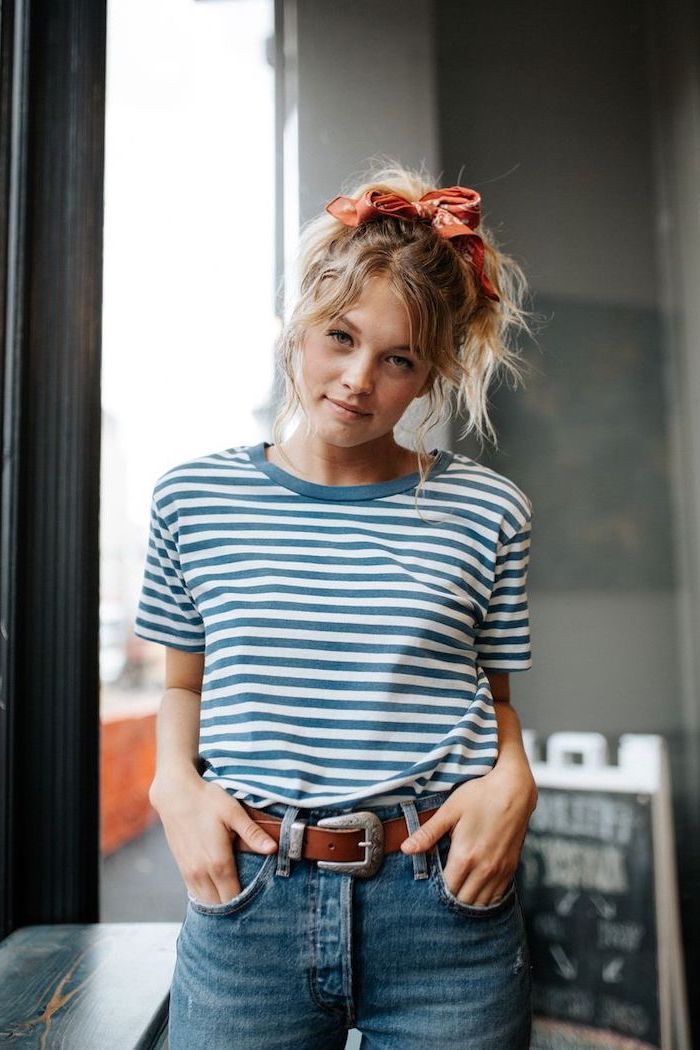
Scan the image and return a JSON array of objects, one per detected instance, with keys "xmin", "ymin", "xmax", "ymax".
[{"xmin": 325, "ymin": 186, "xmax": 500, "ymax": 302}]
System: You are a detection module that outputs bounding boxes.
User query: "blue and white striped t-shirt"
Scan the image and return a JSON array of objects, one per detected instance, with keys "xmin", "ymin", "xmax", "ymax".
[{"xmin": 134, "ymin": 441, "xmax": 533, "ymax": 811}]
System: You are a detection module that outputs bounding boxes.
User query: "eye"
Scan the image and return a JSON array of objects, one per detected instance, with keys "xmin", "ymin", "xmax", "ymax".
[
  {"xmin": 327, "ymin": 329, "xmax": 352, "ymax": 345},
  {"xmin": 388, "ymin": 355, "xmax": 414, "ymax": 370}
]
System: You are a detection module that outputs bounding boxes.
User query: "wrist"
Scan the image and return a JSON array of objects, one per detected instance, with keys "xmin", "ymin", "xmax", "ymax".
[
  {"xmin": 149, "ymin": 763, "xmax": 202, "ymax": 808},
  {"xmin": 494, "ymin": 742, "xmax": 531, "ymax": 772},
  {"xmin": 490, "ymin": 753, "xmax": 538, "ymax": 806}
]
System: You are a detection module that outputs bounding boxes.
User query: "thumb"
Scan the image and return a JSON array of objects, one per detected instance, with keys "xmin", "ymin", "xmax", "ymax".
[
  {"xmin": 228, "ymin": 807, "xmax": 278, "ymax": 853},
  {"xmin": 401, "ymin": 814, "xmax": 449, "ymax": 853}
]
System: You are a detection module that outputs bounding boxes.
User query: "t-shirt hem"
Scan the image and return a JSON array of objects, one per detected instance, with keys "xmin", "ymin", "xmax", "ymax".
[{"xmin": 133, "ymin": 627, "xmax": 205, "ymax": 653}]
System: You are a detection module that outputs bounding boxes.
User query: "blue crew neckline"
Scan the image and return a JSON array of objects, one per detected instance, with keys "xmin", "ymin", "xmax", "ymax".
[{"xmin": 247, "ymin": 441, "xmax": 454, "ymax": 501}]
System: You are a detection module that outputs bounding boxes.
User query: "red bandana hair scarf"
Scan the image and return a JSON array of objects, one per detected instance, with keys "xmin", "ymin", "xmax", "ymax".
[{"xmin": 324, "ymin": 185, "xmax": 501, "ymax": 302}]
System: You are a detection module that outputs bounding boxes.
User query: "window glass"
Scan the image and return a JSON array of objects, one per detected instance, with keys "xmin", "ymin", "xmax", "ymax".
[{"xmin": 99, "ymin": 0, "xmax": 275, "ymax": 921}]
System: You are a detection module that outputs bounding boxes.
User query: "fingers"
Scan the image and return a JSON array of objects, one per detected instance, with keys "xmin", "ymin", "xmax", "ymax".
[
  {"xmin": 442, "ymin": 849, "xmax": 513, "ymax": 907},
  {"xmin": 217, "ymin": 794, "xmax": 278, "ymax": 853},
  {"xmin": 165, "ymin": 790, "xmax": 278, "ymax": 907},
  {"xmin": 453, "ymin": 873, "xmax": 510, "ymax": 907},
  {"xmin": 233, "ymin": 813, "xmax": 278, "ymax": 853},
  {"xmin": 186, "ymin": 803, "xmax": 278, "ymax": 905},
  {"xmin": 401, "ymin": 817, "xmax": 452, "ymax": 854},
  {"xmin": 184, "ymin": 826, "xmax": 264, "ymax": 905},
  {"xmin": 184, "ymin": 865, "xmax": 242, "ymax": 907}
]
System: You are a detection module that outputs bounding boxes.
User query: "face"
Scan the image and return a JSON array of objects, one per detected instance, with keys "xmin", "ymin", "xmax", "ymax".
[{"xmin": 297, "ymin": 275, "xmax": 433, "ymax": 449}]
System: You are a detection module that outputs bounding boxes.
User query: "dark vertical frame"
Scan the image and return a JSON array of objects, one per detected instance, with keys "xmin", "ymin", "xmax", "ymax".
[
  {"xmin": 646, "ymin": 0, "xmax": 700, "ymax": 1040},
  {"xmin": 0, "ymin": 0, "xmax": 106, "ymax": 935}
]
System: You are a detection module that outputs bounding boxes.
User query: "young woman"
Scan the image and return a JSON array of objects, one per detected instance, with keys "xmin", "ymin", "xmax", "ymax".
[{"xmin": 135, "ymin": 162, "xmax": 538, "ymax": 1050}]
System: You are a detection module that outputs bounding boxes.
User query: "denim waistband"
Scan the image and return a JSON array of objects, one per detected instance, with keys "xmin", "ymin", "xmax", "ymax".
[{"xmin": 247, "ymin": 788, "xmax": 455, "ymax": 826}]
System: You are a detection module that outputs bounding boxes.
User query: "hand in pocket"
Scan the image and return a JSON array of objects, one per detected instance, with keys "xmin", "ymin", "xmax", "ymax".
[{"xmin": 150, "ymin": 775, "xmax": 278, "ymax": 906}]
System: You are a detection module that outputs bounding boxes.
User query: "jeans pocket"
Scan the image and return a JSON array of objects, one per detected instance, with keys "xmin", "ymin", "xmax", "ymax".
[
  {"xmin": 429, "ymin": 833, "xmax": 517, "ymax": 918},
  {"xmin": 187, "ymin": 845, "xmax": 276, "ymax": 916}
]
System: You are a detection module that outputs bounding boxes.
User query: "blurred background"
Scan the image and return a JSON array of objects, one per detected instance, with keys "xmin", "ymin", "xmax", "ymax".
[{"xmin": 94, "ymin": 0, "xmax": 699, "ymax": 1046}]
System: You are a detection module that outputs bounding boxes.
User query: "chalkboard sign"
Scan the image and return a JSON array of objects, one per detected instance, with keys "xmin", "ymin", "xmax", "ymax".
[
  {"xmin": 520, "ymin": 787, "xmax": 658, "ymax": 1045},
  {"xmin": 518, "ymin": 733, "xmax": 690, "ymax": 1050}
]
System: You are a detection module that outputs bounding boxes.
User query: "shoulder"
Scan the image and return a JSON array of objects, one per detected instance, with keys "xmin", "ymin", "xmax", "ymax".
[
  {"xmin": 151, "ymin": 443, "xmax": 254, "ymax": 515},
  {"xmin": 443, "ymin": 451, "xmax": 533, "ymax": 540}
]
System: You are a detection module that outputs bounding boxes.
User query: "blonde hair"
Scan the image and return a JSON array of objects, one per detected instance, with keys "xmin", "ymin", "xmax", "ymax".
[{"xmin": 271, "ymin": 158, "xmax": 535, "ymax": 510}]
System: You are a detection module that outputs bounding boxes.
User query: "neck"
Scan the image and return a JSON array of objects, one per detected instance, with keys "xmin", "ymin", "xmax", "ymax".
[{"xmin": 267, "ymin": 432, "xmax": 432, "ymax": 487}]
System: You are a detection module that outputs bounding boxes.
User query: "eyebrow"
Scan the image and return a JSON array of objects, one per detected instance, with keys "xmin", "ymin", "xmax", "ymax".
[{"xmin": 337, "ymin": 314, "xmax": 414, "ymax": 353}]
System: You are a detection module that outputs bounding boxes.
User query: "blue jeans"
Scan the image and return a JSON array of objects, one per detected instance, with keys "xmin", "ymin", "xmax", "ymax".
[{"xmin": 168, "ymin": 789, "xmax": 532, "ymax": 1049}]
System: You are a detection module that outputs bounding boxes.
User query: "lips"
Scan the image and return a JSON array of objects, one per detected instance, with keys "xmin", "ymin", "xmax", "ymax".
[{"xmin": 326, "ymin": 397, "xmax": 371, "ymax": 416}]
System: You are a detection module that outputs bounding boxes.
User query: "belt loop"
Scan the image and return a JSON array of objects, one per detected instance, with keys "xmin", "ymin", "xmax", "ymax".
[
  {"xmin": 400, "ymin": 800, "xmax": 429, "ymax": 880},
  {"xmin": 275, "ymin": 804, "xmax": 302, "ymax": 878}
]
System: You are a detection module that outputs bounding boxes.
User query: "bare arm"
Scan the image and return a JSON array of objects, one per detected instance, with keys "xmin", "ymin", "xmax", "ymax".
[
  {"xmin": 148, "ymin": 647, "xmax": 278, "ymax": 906},
  {"xmin": 148, "ymin": 648, "xmax": 205, "ymax": 804},
  {"xmin": 487, "ymin": 670, "xmax": 537, "ymax": 793}
]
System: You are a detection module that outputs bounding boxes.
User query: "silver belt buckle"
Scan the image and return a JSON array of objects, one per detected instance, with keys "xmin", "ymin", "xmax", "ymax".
[{"xmin": 313, "ymin": 811, "xmax": 385, "ymax": 877}]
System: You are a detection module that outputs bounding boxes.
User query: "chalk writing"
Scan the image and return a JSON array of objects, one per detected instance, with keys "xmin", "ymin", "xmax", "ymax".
[
  {"xmin": 526, "ymin": 836, "xmax": 627, "ymax": 893},
  {"xmin": 597, "ymin": 920, "xmax": 645, "ymax": 953},
  {"xmin": 533, "ymin": 983, "xmax": 595, "ymax": 1023},
  {"xmin": 530, "ymin": 792, "xmax": 639, "ymax": 845},
  {"xmin": 600, "ymin": 995, "xmax": 650, "ymax": 1037}
]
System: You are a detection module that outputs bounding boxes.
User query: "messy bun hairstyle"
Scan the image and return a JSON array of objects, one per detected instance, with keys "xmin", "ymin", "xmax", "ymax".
[{"xmin": 271, "ymin": 158, "xmax": 534, "ymax": 504}]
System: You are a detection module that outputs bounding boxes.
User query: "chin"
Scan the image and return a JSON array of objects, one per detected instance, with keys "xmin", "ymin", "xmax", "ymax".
[{"xmin": 311, "ymin": 416, "xmax": 366, "ymax": 446}]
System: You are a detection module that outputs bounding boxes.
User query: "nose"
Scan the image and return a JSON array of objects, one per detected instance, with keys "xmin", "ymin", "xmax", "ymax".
[{"xmin": 342, "ymin": 352, "xmax": 375, "ymax": 394}]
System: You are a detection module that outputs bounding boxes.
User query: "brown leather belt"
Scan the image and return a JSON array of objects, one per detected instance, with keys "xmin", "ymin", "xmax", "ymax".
[{"xmin": 237, "ymin": 801, "xmax": 441, "ymax": 878}]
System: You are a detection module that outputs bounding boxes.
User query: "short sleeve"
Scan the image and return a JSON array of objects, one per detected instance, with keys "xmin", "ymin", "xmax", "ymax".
[
  {"xmin": 133, "ymin": 491, "xmax": 206, "ymax": 652},
  {"xmin": 475, "ymin": 516, "xmax": 532, "ymax": 672}
]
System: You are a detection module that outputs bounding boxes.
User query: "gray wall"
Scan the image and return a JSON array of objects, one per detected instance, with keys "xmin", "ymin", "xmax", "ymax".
[
  {"xmin": 436, "ymin": 0, "xmax": 680, "ymax": 738},
  {"xmin": 295, "ymin": 0, "xmax": 438, "ymax": 227},
  {"xmin": 436, "ymin": 6, "xmax": 659, "ymax": 309},
  {"xmin": 436, "ymin": 1, "xmax": 700, "ymax": 1027},
  {"xmin": 293, "ymin": 0, "xmax": 447, "ymax": 451}
]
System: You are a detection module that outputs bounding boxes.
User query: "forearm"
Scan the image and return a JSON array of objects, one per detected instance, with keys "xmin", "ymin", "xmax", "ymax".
[
  {"xmin": 149, "ymin": 687, "xmax": 203, "ymax": 804},
  {"xmin": 491, "ymin": 698, "xmax": 538, "ymax": 810},
  {"xmin": 492, "ymin": 698, "xmax": 529, "ymax": 767}
]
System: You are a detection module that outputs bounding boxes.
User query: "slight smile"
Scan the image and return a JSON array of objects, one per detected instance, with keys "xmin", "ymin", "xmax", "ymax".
[{"xmin": 326, "ymin": 397, "xmax": 372, "ymax": 418}]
